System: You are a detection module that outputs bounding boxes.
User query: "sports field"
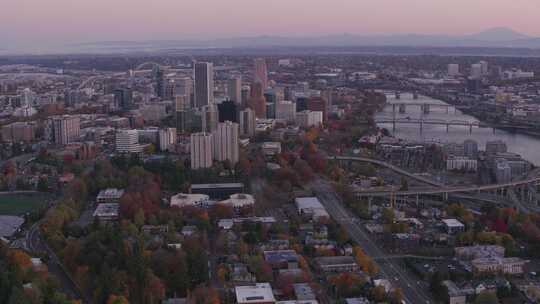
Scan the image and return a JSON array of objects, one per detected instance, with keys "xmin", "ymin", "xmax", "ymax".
[{"xmin": 0, "ymin": 193, "xmax": 48, "ymax": 216}]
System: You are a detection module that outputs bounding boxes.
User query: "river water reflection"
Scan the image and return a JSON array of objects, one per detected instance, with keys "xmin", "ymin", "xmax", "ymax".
[{"xmin": 375, "ymin": 93, "xmax": 540, "ymax": 166}]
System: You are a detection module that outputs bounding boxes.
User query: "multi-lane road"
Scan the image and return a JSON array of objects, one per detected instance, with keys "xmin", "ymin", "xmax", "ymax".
[{"xmin": 311, "ymin": 178, "xmax": 432, "ymax": 304}]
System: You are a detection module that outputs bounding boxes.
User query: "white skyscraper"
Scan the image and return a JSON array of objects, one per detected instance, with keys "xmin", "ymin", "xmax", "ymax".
[
  {"xmin": 296, "ymin": 110, "xmax": 323, "ymax": 128},
  {"xmin": 212, "ymin": 121, "xmax": 239, "ymax": 165},
  {"xmin": 159, "ymin": 128, "xmax": 177, "ymax": 152},
  {"xmin": 470, "ymin": 63, "xmax": 483, "ymax": 79},
  {"xmin": 194, "ymin": 62, "xmax": 214, "ymax": 108},
  {"xmin": 254, "ymin": 58, "xmax": 268, "ymax": 89},
  {"xmin": 447, "ymin": 64, "xmax": 460, "ymax": 76},
  {"xmin": 116, "ymin": 130, "xmax": 142, "ymax": 153},
  {"xmin": 275, "ymin": 100, "xmax": 297, "ymax": 123},
  {"xmin": 228, "ymin": 76, "xmax": 242, "ymax": 105},
  {"xmin": 190, "ymin": 132, "xmax": 213, "ymax": 169},
  {"xmin": 239, "ymin": 108, "xmax": 256, "ymax": 137}
]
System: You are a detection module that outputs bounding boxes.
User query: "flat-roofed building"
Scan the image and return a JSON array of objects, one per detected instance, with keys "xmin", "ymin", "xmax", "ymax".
[
  {"xmin": 263, "ymin": 250, "xmax": 299, "ymax": 269},
  {"xmin": 262, "ymin": 142, "xmax": 282, "ymax": 157},
  {"xmin": 442, "ymin": 218, "xmax": 465, "ymax": 234},
  {"xmin": 191, "ymin": 183, "xmax": 245, "ymax": 200},
  {"xmin": 96, "ymin": 188, "xmax": 125, "ymax": 203},
  {"xmin": 170, "ymin": 193, "xmax": 210, "ymax": 208},
  {"xmin": 219, "ymin": 193, "xmax": 255, "ymax": 210},
  {"xmin": 314, "ymin": 256, "xmax": 359, "ymax": 273},
  {"xmin": 295, "ymin": 197, "xmax": 329, "ymax": 220},
  {"xmin": 472, "ymin": 257, "xmax": 528, "ymax": 275},
  {"xmin": 93, "ymin": 203, "xmax": 119, "ymax": 223},
  {"xmin": 235, "ymin": 283, "xmax": 276, "ymax": 304}
]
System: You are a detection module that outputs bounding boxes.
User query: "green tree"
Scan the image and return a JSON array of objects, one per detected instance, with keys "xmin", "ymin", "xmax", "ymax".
[
  {"xmin": 382, "ymin": 208, "xmax": 395, "ymax": 224},
  {"xmin": 399, "ymin": 177, "xmax": 409, "ymax": 191},
  {"xmin": 474, "ymin": 291, "xmax": 499, "ymax": 304},
  {"xmin": 134, "ymin": 209, "xmax": 145, "ymax": 228},
  {"xmin": 37, "ymin": 177, "xmax": 49, "ymax": 192}
]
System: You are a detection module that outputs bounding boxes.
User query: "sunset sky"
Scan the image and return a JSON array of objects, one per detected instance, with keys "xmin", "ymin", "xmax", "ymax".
[{"xmin": 2, "ymin": 0, "xmax": 539, "ymax": 48}]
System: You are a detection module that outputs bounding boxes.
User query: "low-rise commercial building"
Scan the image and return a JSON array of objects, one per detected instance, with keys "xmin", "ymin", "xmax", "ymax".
[
  {"xmin": 235, "ymin": 283, "xmax": 276, "ymax": 304},
  {"xmin": 96, "ymin": 188, "xmax": 125, "ymax": 203},
  {"xmin": 314, "ymin": 256, "xmax": 359, "ymax": 273},
  {"xmin": 170, "ymin": 193, "xmax": 210, "ymax": 208}
]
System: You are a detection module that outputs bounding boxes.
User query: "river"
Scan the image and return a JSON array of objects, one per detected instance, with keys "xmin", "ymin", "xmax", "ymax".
[{"xmin": 375, "ymin": 93, "xmax": 540, "ymax": 166}]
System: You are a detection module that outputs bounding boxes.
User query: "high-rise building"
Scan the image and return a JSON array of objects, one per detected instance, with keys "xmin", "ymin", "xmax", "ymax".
[
  {"xmin": 113, "ymin": 88, "xmax": 133, "ymax": 110},
  {"xmin": 275, "ymin": 100, "xmax": 297, "ymax": 123},
  {"xmin": 471, "ymin": 63, "xmax": 483, "ymax": 79},
  {"xmin": 248, "ymin": 82, "xmax": 266, "ymax": 118},
  {"xmin": 45, "ymin": 115, "xmax": 80, "ymax": 145},
  {"xmin": 115, "ymin": 129, "xmax": 142, "ymax": 153},
  {"xmin": 307, "ymin": 97, "xmax": 328, "ymax": 122},
  {"xmin": 218, "ymin": 100, "xmax": 238, "ymax": 123},
  {"xmin": 296, "ymin": 110, "xmax": 323, "ymax": 128},
  {"xmin": 154, "ymin": 66, "xmax": 165, "ymax": 98},
  {"xmin": 239, "ymin": 108, "xmax": 256, "ymax": 137},
  {"xmin": 322, "ymin": 89, "xmax": 333, "ymax": 113},
  {"xmin": 190, "ymin": 132, "xmax": 213, "ymax": 169},
  {"xmin": 194, "ymin": 62, "xmax": 214, "ymax": 108},
  {"xmin": 202, "ymin": 104, "xmax": 219, "ymax": 133},
  {"xmin": 21, "ymin": 88, "xmax": 35, "ymax": 107},
  {"xmin": 241, "ymin": 85, "xmax": 250, "ymax": 108},
  {"xmin": 175, "ymin": 95, "xmax": 190, "ymax": 133},
  {"xmin": 479, "ymin": 61, "xmax": 489, "ymax": 75},
  {"xmin": 212, "ymin": 121, "xmax": 239, "ymax": 165},
  {"xmin": 175, "ymin": 77, "xmax": 193, "ymax": 107},
  {"xmin": 228, "ymin": 76, "xmax": 242, "ymax": 105},
  {"xmin": 254, "ymin": 58, "xmax": 268, "ymax": 90},
  {"xmin": 448, "ymin": 64, "xmax": 460, "ymax": 76},
  {"xmin": 159, "ymin": 128, "xmax": 177, "ymax": 152},
  {"xmin": 163, "ymin": 80, "xmax": 176, "ymax": 100}
]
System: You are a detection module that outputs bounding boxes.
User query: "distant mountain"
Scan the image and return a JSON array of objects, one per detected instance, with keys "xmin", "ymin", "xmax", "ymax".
[
  {"xmin": 69, "ymin": 28, "xmax": 540, "ymax": 52},
  {"xmin": 465, "ymin": 27, "xmax": 531, "ymax": 42}
]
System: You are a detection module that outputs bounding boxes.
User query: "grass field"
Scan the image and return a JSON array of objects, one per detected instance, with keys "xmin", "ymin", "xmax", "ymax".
[{"xmin": 0, "ymin": 193, "xmax": 49, "ymax": 216}]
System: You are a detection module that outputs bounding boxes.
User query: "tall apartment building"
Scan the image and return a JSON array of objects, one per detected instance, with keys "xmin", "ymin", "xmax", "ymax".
[
  {"xmin": 45, "ymin": 115, "xmax": 80, "ymax": 145},
  {"xmin": 239, "ymin": 108, "xmax": 256, "ymax": 137},
  {"xmin": 296, "ymin": 110, "xmax": 323, "ymax": 128},
  {"xmin": 190, "ymin": 132, "xmax": 213, "ymax": 169},
  {"xmin": 113, "ymin": 88, "xmax": 133, "ymax": 110},
  {"xmin": 471, "ymin": 63, "xmax": 483, "ymax": 79},
  {"xmin": 159, "ymin": 128, "xmax": 177, "ymax": 152},
  {"xmin": 254, "ymin": 58, "xmax": 268, "ymax": 90},
  {"xmin": 194, "ymin": 62, "xmax": 214, "ymax": 108},
  {"xmin": 228, "ymin": 76, "xmax": 242, "ymax": 105},
  {"xmin": 275, "ymin": 100, "xmax": 297, "ymax": 123},
  {"xmin": 115, "ymin": 129, "xmax": 142, "ymax": 153},
  {"xmin": 447, "ymin": 64, "xmax": 460, "ymax": 76},
  {"xmin": 212, "ymin": 121, "xmax": 239, "ymax": 165}
]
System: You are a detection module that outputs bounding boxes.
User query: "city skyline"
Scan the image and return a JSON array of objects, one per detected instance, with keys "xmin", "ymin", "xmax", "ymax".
[{"xmin": 2, "ymin": 0, "xmax": 540, "ymax": 51}]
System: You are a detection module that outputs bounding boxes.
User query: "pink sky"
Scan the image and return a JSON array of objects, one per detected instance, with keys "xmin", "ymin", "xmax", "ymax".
[{"xmin": 2, "ymin": 0, "xmax": 539, "ymax": 45}]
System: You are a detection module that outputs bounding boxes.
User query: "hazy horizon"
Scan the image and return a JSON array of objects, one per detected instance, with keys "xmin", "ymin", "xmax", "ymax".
[{"xmin": 2, "ymin": 0, "xmax": 540, "ymax": 51}]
